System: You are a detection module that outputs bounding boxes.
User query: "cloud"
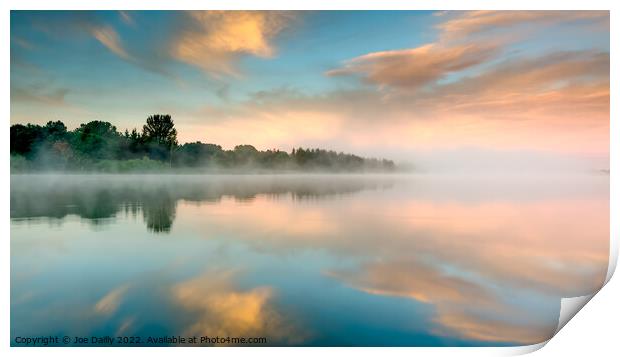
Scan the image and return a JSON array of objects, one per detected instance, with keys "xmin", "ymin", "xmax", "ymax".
[
  {"xmin": 171, "ymin": 11, "xmax": 295, "ymax": 76},
  {"xmin": 11, "ymin": 85, "xmax": 69, "ymax": 107},
  {"xmin": 91, "ymin": 26, "xmax": 133, "ymax": 61},
  {"xmin": 411, "ymin": 50, "xmax": 610, "ymax": 121},
  {"xmin": 12, "ymin": 37, "xmax": 36, "ymax": 50},
  {"xmin": 118, "ymin": 11, "xmax": 135, "ymax": 26},
  {"xmin": 23, "ymin": 12, "xmax": 136, "ymax": 64},
  {"xmin": 327, "ymin": 43, "xmax": 498, "ymax": 91},
  {"xmin": 437, "ymin": 10, "xmax": 609, "ymax": 41}
]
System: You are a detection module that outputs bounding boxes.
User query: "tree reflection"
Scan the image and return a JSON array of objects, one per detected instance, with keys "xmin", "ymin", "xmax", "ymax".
[
  {"xmin": 142, "ymin": 193, "xmax": 176, "ymax": 233},
  {"xmin": 10, "ymin": 174, "xmax": 393, "ymax": 234}
]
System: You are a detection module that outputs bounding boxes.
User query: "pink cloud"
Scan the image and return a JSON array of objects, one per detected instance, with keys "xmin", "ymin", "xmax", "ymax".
[{"xmin": 327, "ymin": 43, "xmax": 498, "ymax": 90}]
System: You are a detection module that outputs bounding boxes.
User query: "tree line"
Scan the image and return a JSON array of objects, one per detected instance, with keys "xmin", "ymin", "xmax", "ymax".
[{"xmin": 10, "ymin": 114, "xmax": 397, "ymax": 172}]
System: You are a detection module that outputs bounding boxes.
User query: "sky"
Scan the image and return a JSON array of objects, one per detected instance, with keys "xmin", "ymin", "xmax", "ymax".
[{"xmin": 10, "ymin": 11, "xmax": 610, "ymax": 171}]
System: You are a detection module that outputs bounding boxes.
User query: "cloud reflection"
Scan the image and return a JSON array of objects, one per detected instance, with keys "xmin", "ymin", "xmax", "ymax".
[
  {"xmin": 94, "ymin": 283, "xmax": 130, "ymax": 315},
  {"xmin": 329, "ymin": 259, "xmax": 556, "ymax": 344},
  {"xmin": 172, "ymin": 270, "xmax": 305, "ymax": 345}
]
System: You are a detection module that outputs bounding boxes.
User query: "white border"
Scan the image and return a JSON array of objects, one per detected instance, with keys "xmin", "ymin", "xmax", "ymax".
[{"xmin": 3, "ymin": 1, "xmax": 617, "ymax": 356}]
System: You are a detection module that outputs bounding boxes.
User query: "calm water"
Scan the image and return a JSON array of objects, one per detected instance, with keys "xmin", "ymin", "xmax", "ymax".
[{"xmin": 10, "ymin": 174, "xmax": 609, "ymax": 346}]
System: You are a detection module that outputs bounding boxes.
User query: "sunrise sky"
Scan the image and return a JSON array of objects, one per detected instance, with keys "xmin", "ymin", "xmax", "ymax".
[{"xmin": 10, "ymin": 11, "xmax": 610, "ymax": 171}]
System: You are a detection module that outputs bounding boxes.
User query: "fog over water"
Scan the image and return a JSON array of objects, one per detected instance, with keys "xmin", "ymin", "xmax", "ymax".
[{"xmin": 10, "ymin": 173, "xmax": 609, "ymax": 346}]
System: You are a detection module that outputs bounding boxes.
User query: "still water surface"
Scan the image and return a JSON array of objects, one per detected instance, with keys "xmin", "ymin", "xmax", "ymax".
[{"xmin": 10, "ymin": 174, "xmax": 609, "ymax": 346}]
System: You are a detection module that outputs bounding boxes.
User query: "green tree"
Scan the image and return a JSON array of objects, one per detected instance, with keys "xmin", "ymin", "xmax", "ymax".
[
  {"xmin": 233, "ymin": 145, "xmax": 259, "ymax": 166},
  {"xmin": 43, "ymin": 120, "xmax": 68, "ymax": 142},
  {"xmin": 174, "ymin": 142, "xmax": 223, "ymax": 167},
  {"xmin": 142, "ymin": 114, "xmax": 177, "ymax": 162},
  {"xmin": 142, "ymin": 114, "xmax": 177, "ymax": 147},
  {"xmin": 10, "ymin": 124, "xmax": 43, "ymax": 157},
  {"xmin": 73, "ymin": 120, "xmax": 122, "ymax": 160}
]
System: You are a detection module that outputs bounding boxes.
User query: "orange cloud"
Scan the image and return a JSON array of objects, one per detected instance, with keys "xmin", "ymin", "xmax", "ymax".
[
  {"xmin": 437, "ymin": 10, "xmax": 609, "ymax": 41},
  {"xmin": 172, "ymin": 11, "xmax": 294, "ymax": 76},
  {"xmin": 327, "ymin": 43, "xmax": 498, "ymax": 90},
  {"xmin": 323, "ymin": 50, "xmax": 609, "ymax": 124}
]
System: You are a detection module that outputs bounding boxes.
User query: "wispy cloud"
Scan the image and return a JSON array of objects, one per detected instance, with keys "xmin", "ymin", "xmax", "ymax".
[
  {"xmin": 118, "ymin": 11, "xmax": 135, "ymax": 26},
  {"xmin": 12, "ymin": 37, "xmax": 36, "ymax": 50},
  {"xmin": 91, "ymin": 26, "xmax": 133, "ymax": 61},
  {"xmin": 23, "ymin": 12, "xmax": 136, "ymax": 65},
  {"xmin": 437, "ymin": 10, "xmax": 609, "ymax": 41},
  {"xmin": 417, "ymin": 50, "xmax": 610, "ymax": 120},
  {"xmin": 11, "ymin": 85, "xmax": 69, "ymax": 107}
]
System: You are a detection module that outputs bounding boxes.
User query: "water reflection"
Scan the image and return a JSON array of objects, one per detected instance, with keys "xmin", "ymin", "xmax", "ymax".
[
  {"xmin": 173, "ymin": 270, "xmax": 306, "ymax": 345},
  {"xmin": 10, "ymin": 174, "xmax": 609, "ymax": 346},
  {"xmin": 10, "ymin": 175, "xmax": 391, "ymax": 233}
]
